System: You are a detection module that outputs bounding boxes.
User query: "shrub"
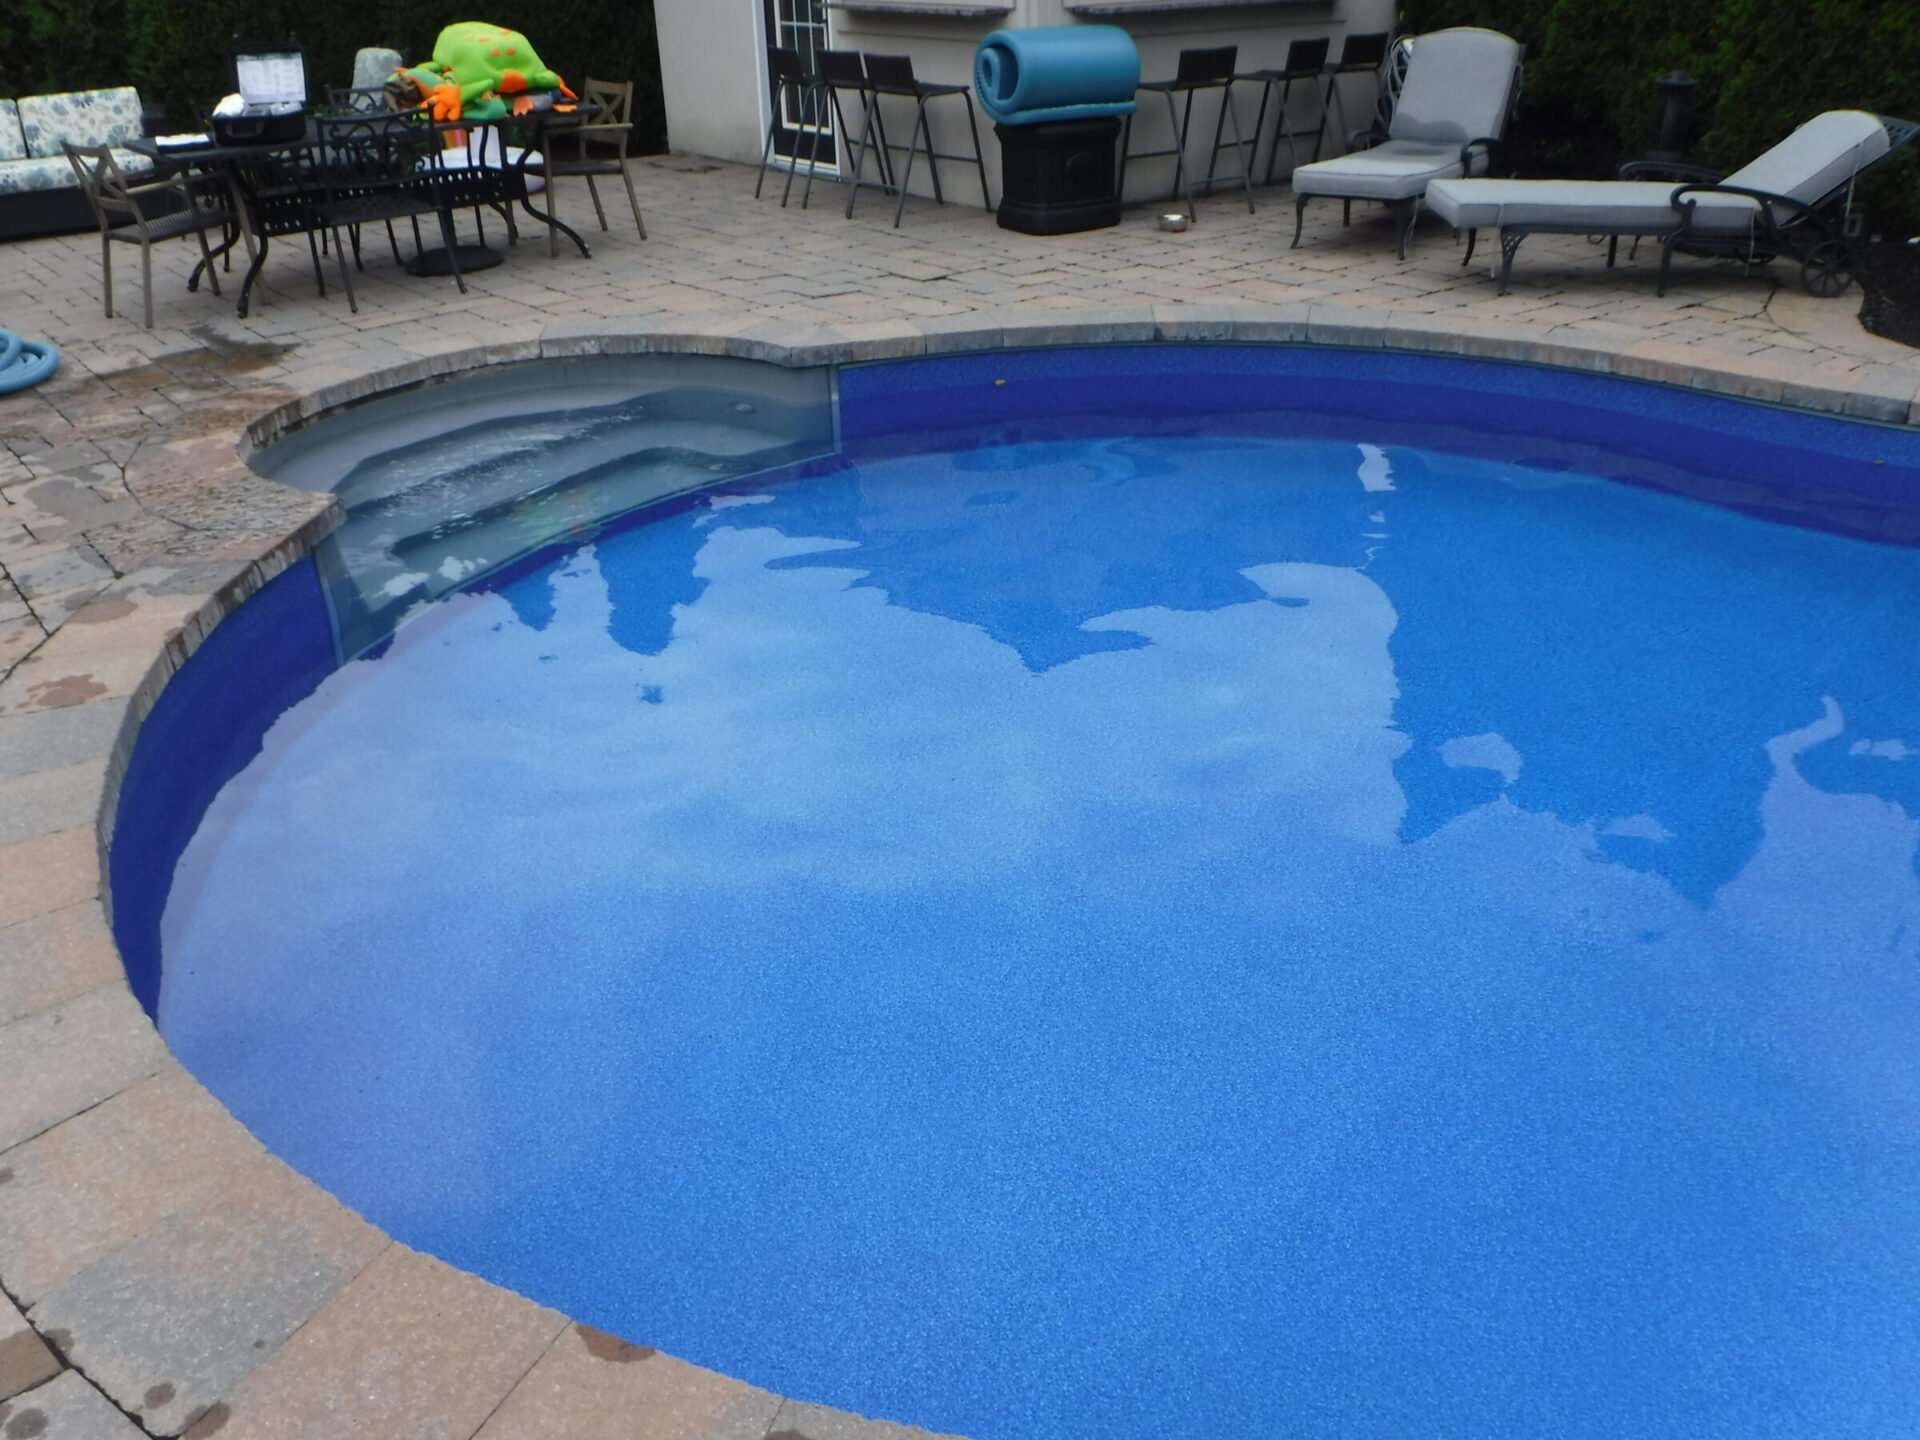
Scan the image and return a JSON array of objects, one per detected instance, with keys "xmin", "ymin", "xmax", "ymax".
[
  {"xmin": 17, "ymin": 0, "xmax": 666, "ymax": 153},
  {"xmin": 0, "ymin": 0, "xmax": 134, "ymax": 99}
]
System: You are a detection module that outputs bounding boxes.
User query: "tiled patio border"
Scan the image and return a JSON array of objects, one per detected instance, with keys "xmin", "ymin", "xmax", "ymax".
[{"xmin": 3, "ymin": 304, "xmax": 1918, "ymax": 1440}]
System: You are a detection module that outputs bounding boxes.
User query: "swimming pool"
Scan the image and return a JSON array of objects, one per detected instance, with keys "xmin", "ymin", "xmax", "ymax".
[{"xmin": 113, "ymin": 346, "xmax": 1920, "ymax": 1439}]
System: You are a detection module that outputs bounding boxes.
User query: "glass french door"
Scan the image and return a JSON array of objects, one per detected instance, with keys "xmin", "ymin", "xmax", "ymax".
[{"xmin": 763, "ymin": 0, "xmax": 837, "ymax": 168}]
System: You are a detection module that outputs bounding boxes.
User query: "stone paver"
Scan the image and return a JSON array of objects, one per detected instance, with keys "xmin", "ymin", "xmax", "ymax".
[
  {"xmin": 0, "ymin": 700, "xmax": 129, "ymax": 783},
  {"xmin": 0, "ymin": 1067, "xmax": 266, "ymax": 1305},
  {"xmin": 28, "ymin": 1163, "xmax": 389, "ymax": 1436},
  {"xmin": 180, "ymin": 1244, "xmax": 565, "ymax": 1440},
  {"xmin": 0, "ymin": 984, "xmax": 167, "ymax": 1153},
  {"xmin": 0, "ymin": 903, "xmax": 121, "ymax": 1030},
  {"xmin": 1, "ymin": 152, "xmax": 1918, "ymax": 1440},
  {"xmin": 0, "ymin": 1291, "xmax": 60, "ymax": 1402},
  {"xmin": 473, "ymin": 1324, "xmax": 782, "ymax": 1440},
  {"xmin": 0, "ymin": 827, "xmax": 99, "ymax": 929},
  {"xmin": 0, "ymin": 758, "xmax": 106, "ymax": 846},
  {"xmin": 0, "ymin": 1371, "xmax": 145, "ymax": 1440},
  {"xmin": 764, "ymin": 1399, "xmax": 967, "ymax": 1440}
]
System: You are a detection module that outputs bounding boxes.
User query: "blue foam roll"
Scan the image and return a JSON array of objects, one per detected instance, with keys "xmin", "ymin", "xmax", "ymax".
[{"xmin": 975, "ymin": 25, "xmax": 1140, "ymax": 126}]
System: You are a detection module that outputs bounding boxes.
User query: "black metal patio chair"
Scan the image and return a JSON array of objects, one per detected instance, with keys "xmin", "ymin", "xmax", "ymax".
[
  {"xmin": 845, "ymin": 52, "xmax": 991, "ymax": 227},
  {"xmin": 1242, "ymin": 37, "xmax": 1332, "ymax": 186},
  {"xmin": 1317, "ymin": 31, "xmax": 1393, "ymax": 158},
  {"xmin": 801, "ymin": 49, "xmax": 894, "ymax": 210},
  {"xmin": 1120, "ymin": 46, "xmax": 1255, "ymax": 222},
  {"xmin": 757, "ymin": 46, "xmax": 819, "ymax": 207},
  {"xmin": 310, "ymin": 109, "xmax": 467, "ymax": 312}
]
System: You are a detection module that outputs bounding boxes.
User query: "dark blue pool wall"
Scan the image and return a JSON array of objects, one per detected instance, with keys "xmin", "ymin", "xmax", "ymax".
[
  {"xmin": 109, "ymin": 344, "xmax": 1920, "ymax": 1016},
  {"xmin": 110, "ymin": 556, "xmax": 337, "ymax": 1013},
  {"xmin": 839, "ymin": 347, "xmax": 1920, "ymax": 544}
]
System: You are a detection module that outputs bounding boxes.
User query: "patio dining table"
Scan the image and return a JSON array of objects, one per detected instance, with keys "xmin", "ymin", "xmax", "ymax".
[{"xmin": 126, "ymin": 108, "xmax": 595, "ymax": 318}]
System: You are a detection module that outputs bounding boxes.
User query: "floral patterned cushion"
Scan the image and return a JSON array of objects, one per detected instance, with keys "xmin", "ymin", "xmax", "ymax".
[
  {"xmin": 17, "ymin": 87, "xmax": 143, "ymax": 158},
  {"xmin": 0, "ymin": 102, "xmax": 24, "ymax": 163},
  {"xmin": 0, "ymin": 149, "xmax": 155, "ymax": 196}
]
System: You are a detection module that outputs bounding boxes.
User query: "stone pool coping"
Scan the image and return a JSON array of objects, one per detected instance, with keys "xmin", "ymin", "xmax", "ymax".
[{"xmin": 4, "ymin": 306, "xmax": 1920, "ymax": 1440}]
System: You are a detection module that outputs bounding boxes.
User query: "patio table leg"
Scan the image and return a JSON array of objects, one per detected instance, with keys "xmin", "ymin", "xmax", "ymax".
[
  {"xmin": 236, "ymin": 235, "xmax": 271, "ymax": 319},
  {"xmin": 189, "ymin": 224, "xmax": 244, "ymax": 294},
  {"xmin": 519, "ymin": 190, "xmax": 591, "ymax": 258}
]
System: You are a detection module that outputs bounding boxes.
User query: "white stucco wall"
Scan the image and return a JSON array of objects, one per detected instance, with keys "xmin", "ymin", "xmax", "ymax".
[
  {"xmin": 655, "ymin": 0, "xmax": 772, "ymax": 165},
  {"xmin": 654, "ymin": 0, "xmax": 1400, "ymax": 204}
]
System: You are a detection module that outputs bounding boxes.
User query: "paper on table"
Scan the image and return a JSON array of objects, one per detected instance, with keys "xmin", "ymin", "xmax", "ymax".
[{"xmin": 155, "ymin": 132, "xmax": 211, "ymax": 147}]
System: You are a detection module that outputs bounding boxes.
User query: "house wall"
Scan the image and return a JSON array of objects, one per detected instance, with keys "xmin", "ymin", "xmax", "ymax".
[
  {"xmin": 655, "ymin": 0, "xmax": 770, "ymax": 164},
  {"xmin": 654, "ymin": 0, "xmax": 1399, "ymax": 206}
]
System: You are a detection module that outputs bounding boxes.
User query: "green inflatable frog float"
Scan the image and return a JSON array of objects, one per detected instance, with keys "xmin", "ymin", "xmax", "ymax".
[{"xmin": 391, "ymin": 21, "xmax": 574, "ymax": 122}]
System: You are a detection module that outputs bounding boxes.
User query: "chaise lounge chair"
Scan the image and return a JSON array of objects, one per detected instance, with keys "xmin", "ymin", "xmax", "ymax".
[
  {"xmin": 1289, "ymin": 27, "xmax": 1523, "ymax": 260},
  {"xmin": 1425, "ymin": 109, "xmax": 1920, "ymax": 296}
]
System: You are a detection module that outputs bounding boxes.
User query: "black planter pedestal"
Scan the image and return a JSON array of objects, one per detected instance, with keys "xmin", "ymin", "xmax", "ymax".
[{"xmin": 995, "ymin": 117, "xmax": 1123, "ymax": 236}]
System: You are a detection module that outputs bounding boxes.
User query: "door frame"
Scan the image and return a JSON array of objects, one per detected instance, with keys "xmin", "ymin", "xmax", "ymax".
[{"xmin": 760, "ymin": 0, "xmax": 838, "ymax": 170}]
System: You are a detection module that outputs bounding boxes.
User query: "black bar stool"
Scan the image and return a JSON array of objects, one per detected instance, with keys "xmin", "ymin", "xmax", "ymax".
[
  {"xmin": 803, "ymin": 48, "xmax": 894, "ymax": 210},
  {"xmin": 1243, "ymin": 37, "xmax": 1332, "ymax": 185},
  {"xmin": 756, "ymin": 46, "xmax": 820, "ymax": 207},
  {"xmin": 846, "ymin": 53, "xmax": 991, "ymax": 228},
  {"xmin": 1121, "ymin": 46, "xmax": 1255, "ymax": 221},
  {"xmin": 1318, "ymin": 31, "xmax": 1392, "ymax": 158}
]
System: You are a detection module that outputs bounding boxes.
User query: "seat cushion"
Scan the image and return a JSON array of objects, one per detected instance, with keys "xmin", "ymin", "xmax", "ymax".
[
  {"xmin": 1292, "ymin": 140, "xmax": 1476, "ymax": 201},
  {"xmin": 1425, "ymin": 177, "xmax": 1761, "ymax": 235},
  {"xmin": 0, "ymin": 149, "xmax": 154, "ymax": 196},
  {"xmin": 1724, "ymin": 110, "xmax": 1889, "ymax": 206},
  {"xmin": 1389, "ymin": 28, "xmax": 1523, "ymax": 147},
  {"xmin": 0, "ymin": 101, "xmax": 25, "ymax": 163},
  {"xmin": 18, "ymin": 87, "xmax": 143, "ymax": 158}
]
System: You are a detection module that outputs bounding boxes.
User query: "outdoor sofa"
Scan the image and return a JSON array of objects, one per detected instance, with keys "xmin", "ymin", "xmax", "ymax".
[
  {"xmin": 1, "ymin": 87, "xmax": 157, "ymax": 241},
  {"xmin": 1426, "ymin": 109, "xmax": 1920, "ymax": 295}
]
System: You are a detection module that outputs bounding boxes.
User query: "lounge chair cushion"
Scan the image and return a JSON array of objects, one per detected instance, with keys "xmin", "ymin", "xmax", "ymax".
[
  {"xmin": 1723, "ymin": 110, "xmax": 1889, "ymax": 204},
  {"xmin": 0, "ymin": 149, "xmax": 154, "ymax": 196},
  {"xmin": 1389, "ymin": 28, "xmax": 1524, "ymax": 147},
  {"xmin": 1293, "ymin": 139, "xmax": 1487, "ymax": 201},
  {"xmin": 17, "ymin": 87, "xmax": 144, "ymax": 158},
  {"xmin": 1290, "ymin": 27, "xmax": 1519, "ymax": 203},
  {"xmin": 1425, "ymin": 178, "xmax": 1760, "ymax": 235},
  {"xmin": 0, "ymin": 101, "xmax": 25, "ymax": 163}
]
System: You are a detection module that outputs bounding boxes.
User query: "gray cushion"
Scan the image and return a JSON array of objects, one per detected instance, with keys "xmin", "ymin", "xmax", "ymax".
[
  {"xmin": 352, "ymin": 48, "xmax": 404, "ymax": 93},
  {"xmin": 0, "ymin": 101, "xmax": 25, "ymax": 163},
  {"xmin": 1292, "ymin": 139, "xmax": 1486, "ymax": 201},
  {"xmin": 1425, "ymin": 177, "xmax": 1760, "ymax": 234},
  {"xmin": 0, "ymin": 148, "xmax": 154, "ymax": 196},
  {"xmin": 17, "ymin": 87, "xmax": 143, "ymax": 157},
  {"xmin": 1725, "ymin": 109, "xmax": 1889, "ymax": 205},
  {"xmin": 1389, "ymin": 28, "xmax": 1523, "ymax": 147}
]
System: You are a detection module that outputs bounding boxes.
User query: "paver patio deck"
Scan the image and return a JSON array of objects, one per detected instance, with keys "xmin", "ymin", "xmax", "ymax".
[{"xmin": 3, "ymin": 153, "xmax": 1919, "ymax": 1439}]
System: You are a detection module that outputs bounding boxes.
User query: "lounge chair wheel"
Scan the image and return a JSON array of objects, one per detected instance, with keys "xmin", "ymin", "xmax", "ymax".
[{"xmin": 1800, "ymin": 239, "xmax": 1854, "ymax": 298}]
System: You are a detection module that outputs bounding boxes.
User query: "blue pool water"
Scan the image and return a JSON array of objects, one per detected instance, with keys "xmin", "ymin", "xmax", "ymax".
[{"xmin": 136, "ymin": 351, "xmax": 1920, "ymax": 1438}]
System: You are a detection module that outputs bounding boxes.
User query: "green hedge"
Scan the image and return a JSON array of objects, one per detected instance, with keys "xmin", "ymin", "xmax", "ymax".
[
  {"xmin": 1401, "ymin": 0, "xmax": 1920, "ymax": 227},
  {"xmin": 1, "ymin": 0, "xmax": 665, "ymax": 152},
  {"xmin": 0, "ymin": 0, "xmax": 134, "ymax": 99}
]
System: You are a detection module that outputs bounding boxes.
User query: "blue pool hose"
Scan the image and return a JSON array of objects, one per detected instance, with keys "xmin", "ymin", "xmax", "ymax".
[
  {"xmin": 0, "ymin": 330, "xmax": 60, "ymax": 393},
  {"xmin": 975, "ymin": 25, "xmax": 1140, "ymax": 127}
]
